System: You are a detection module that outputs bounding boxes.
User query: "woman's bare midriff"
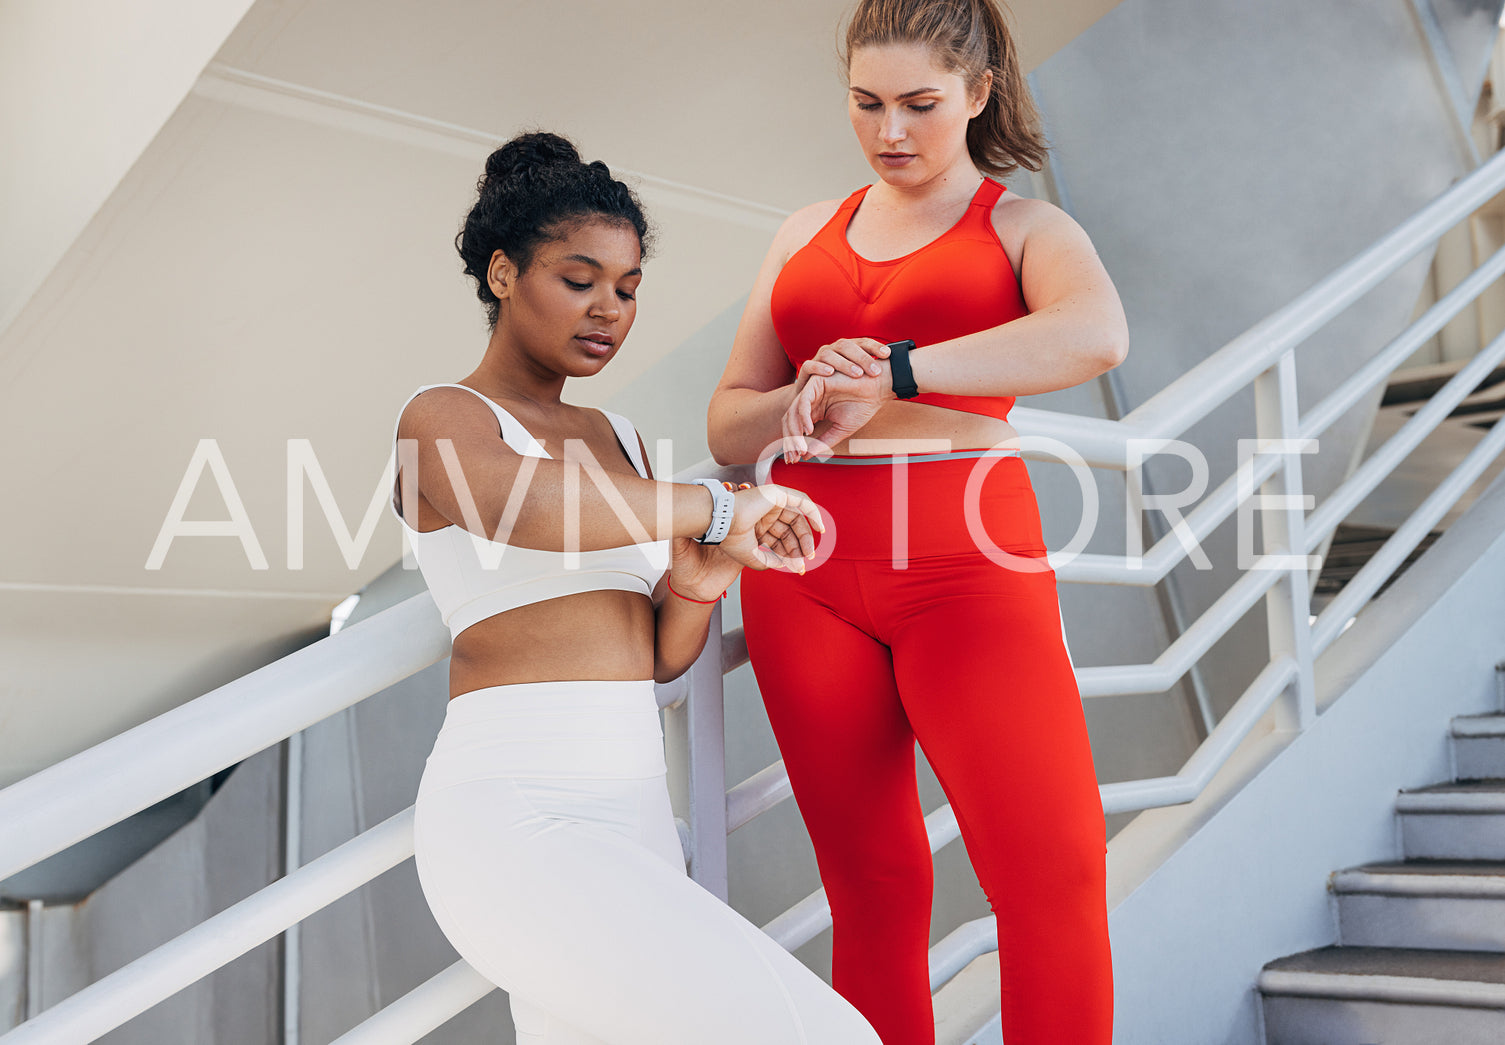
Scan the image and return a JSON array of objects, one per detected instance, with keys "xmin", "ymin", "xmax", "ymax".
[
  {"xmin": 820, "ymin": 400, "xmax": 1018, "ymax": 456},
  {"xmin": 447, "ymin": 589, "xmax": 657, "ymax": 699}
]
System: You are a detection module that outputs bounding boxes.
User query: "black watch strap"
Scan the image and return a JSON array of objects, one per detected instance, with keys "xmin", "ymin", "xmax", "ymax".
[{"xmin": 887, "ymin": 339, "xmax": 919, "ymax": 399}]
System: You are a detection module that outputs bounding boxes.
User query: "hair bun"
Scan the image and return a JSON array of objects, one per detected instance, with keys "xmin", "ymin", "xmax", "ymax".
[
  {"xmin": 484, "ymin": 132, "xmax": 582, "ymax": 181},
  {"xmin": 459, "ymin": 130, "xmax": 652, "ymax": 328}
]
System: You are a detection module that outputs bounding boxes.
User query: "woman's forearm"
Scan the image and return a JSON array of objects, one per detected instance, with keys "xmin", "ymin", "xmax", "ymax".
[
  {"xmin": 707, "ymin": 383, "xmax": 801, "ymax": 466},
  {"xmin": 409, "ymin": 455, "xmax": 718, "ymax": 552},
  {"xmin": 908, "ymin": 300, "xmax": 1128, "ymax": 399},
  {"xmin": 653, "ymin": 589, "xmax": 717, "ymax": 683}
]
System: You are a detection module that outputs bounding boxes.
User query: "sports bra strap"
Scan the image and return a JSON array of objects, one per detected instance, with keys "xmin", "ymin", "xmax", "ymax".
[
  {"xmin": 837, "ymin": 185, "xmax": 869, "ymax": 215},
  {"xmin": 600, "ymin": 409, "xmax": 649, "ymax": 478},
  {"xmin": 971, "ymin": 178, "xmax": 1006, "ymax": 209},
  {"xmin": 414, "ymin": 384, "xmax": 550, "ymax": 459},
  {"xmin": 395, "ymin": 385, "xmax": 648, "ymax": 478}
]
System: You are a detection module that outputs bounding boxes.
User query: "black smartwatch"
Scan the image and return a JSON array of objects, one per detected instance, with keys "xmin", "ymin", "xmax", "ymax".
[{"xmin": 886, "ymin": 339, "xmax": 919, "ymax": 399}]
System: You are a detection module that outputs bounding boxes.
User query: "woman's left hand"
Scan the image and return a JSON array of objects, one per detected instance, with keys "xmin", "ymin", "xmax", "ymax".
[
  {"xmin": 782, "ymin": 367, "xmax": 891, "ymax": 463},
  {"xmin": 666, "ymin": 480, "xmax": 820, "ymax": 599},
  {"xmin": 666, "ymin": 537, "xmax": 743, "ymax": 602}
]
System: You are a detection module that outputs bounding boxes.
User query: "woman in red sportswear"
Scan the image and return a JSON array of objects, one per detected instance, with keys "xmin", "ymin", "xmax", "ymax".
[{"xmin": 707, "ymin": 1, "xmax": 1128, "ymax": 1042}]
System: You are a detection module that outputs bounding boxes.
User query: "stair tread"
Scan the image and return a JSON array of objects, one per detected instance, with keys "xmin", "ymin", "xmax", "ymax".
[
  {"xmin": 1405, "ymin": 780, "xmax": 1505, "ymax": 794},
  {"xmin": 1264, "ymin": 945, "xmax": 1505, "ymax": 984},
  {"xmin": 1335, "ymin": 860, "xmax": 1505, "ymax": 897},
  {"xmin": 1453, "ymin": 714, "xmax": 1505, "ymax": 739},
  {"xmin": 1343, "ymin": 859, "xmax": 1505, "ymax": 876}
]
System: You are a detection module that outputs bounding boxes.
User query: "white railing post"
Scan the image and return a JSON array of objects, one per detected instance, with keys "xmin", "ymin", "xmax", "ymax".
[
  {"xmin": 661, "ymin": 602, "xmax": 730, "ymax": 900},
  {"xmin": 1252, "ymin": 351, "xmax": 1317, "ymax": 731}
]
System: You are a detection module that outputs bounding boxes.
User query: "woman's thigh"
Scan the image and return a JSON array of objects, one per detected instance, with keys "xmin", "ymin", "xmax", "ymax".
[
  {"xmin": 415, "ymin": 776, "xmax": 880, "ymax": 1045},
  {"xmin": 740, "ymin": 564, "xmax": 930, "ymax": 861},
  {"xmin": 882, "ymin": 556, "xmax": 1103, "ymax": 845}
]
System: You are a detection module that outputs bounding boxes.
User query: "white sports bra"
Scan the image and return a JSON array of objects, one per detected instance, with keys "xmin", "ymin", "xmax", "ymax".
[{"xmin": 390, "ymin": 384, "xmax": 670, "ymax": 640}]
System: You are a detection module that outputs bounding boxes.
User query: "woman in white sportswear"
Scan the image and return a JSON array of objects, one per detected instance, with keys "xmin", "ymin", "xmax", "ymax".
[{"xmin": 390, "ymin": 131, "xmax": 881, "ymax": 1045}]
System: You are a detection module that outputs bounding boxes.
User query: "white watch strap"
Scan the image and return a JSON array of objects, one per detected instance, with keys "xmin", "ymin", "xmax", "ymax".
[{"xmin": 690, "ymin": 479, "xmax": 736, "ymax": 545}]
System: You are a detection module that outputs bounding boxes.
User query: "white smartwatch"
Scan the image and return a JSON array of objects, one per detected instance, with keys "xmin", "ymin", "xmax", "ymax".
[{"xmin": 690, "ymin": 479, "xmax": 736, "ymax": 545}]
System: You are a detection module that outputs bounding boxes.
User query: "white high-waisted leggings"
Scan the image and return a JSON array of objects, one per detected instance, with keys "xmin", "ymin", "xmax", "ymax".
[{"xmin": 412, "ymin": 679, "xmax": 881, "ymax": 1045}]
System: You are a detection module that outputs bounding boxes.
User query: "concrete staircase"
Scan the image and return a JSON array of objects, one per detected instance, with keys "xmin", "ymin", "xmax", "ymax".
[{"xmin": 1258, "ymin": 666, "xmax": 1505, "ymax": 1044}]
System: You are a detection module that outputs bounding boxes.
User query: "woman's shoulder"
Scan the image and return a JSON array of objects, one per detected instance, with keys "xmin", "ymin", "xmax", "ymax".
[
  {"xmin": 771, "ymin": 196, "xmax": 851, "ymax": 262},
  {"xmin": 990, "ymin": 189, "xmax": 1068, "ymax": 228},
  {"xmin": 396, "ymin": 384, "xmax": 506, "ymax": 441},
  {"xmin": 989, "ymin": 191, "xmax": 1084, "ymax": 254}
]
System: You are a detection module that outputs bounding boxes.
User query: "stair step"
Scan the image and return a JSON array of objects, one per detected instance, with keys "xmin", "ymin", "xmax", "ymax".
[
  {"xmin": 1452, "ymin": 717, "xmax": 1505, "ymax": 779},
  {"xmin": 1259, "ymin": 946, "xmax": 1505, "ymax": 1044},
  {"xmin": 1334, "ymin": 861, "xmax": 1505, "ymax": 950},
  {"xmin": 1451, "ymin": 715, "xmax": 1505, "ymax": 738},
  {"xmin": 1397, "ymin": 781, "xmax": 1505, "ymax": 859}
]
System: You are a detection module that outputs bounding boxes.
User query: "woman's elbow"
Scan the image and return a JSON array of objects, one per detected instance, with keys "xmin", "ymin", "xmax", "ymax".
[
  {"xmin": 706, "ymin": 404, "xmax": 746, "ymax": 468},
  {"xmin": 654, "ymin": 658, "xmax": 689, "ymax": 686},
  {"xmin": 708, "ymin": 437, "xmax": 737, "ymax": 469},
  {"xmin": 1100, "ymin": 328, "xmax": 1129, "ymax": 370},
  {"xmin": 707, "ymin": 431, "xmax": 734, "ymax": 468}
]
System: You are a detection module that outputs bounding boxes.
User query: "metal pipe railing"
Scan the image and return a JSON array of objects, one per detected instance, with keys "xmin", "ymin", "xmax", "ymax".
[
  {"xmin": 0, "ymin": 594, "xmax": 446, "ymax": 882},
  {"xmin": 1005, "ymin": 148, "xmax": 1505, "ymax": 471},
  {"xmin": 1300, "ymin": 242, "xmax": 1505, "ymax": 442},
  {"xmin": 1305, "ymin": 328, "xmax": 1505, "ymax": 551},
  {"xmin": 929, "ymin": 918, "xmax": 997, "ymax": 993},
  {"xmin": 1100, "ymin": 657, "xmax": 1298, "ymax": 815},
  {"xmin": 1121, "ymin": 148, "xmax": 1505, "ymax": 445},
  {"xmin": 1, "ymin": 810, "xmax": 414, "ymax": 1044},
  {"xmin": 328, "ymin": 962, "xmax": 494, "ymax": 1045},
  {"xmin": 726, "ymin": 760, "xmax": 793, "ymax": 833},
  {"xmin": 721, "ymin": 626, "xmax": 750, "ymax": 674},
  {"xmin": 763, "ymin": 803, "xmax": 961, "ymax": 952},
  {"xmin": 1074, "ymin": 562, "xmax": 1285, "ymax": 698},
  {"xmin": 1055, "ymin": 450, "xmax": 1284, "ymax": 586},
  {"xmin": 1313, "ymin": 412, "xmax": 1505, "ymax": 654}
]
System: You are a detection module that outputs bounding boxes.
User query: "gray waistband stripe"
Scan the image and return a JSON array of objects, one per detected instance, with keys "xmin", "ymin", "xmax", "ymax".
[{"xmin": 796, "ymin": 449, "xmax": 1023, "ymax": 466}]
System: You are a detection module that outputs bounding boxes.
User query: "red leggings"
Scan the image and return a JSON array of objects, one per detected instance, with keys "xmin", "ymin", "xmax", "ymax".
[{"xmin": 740, "ymin": 454, "xmax": 1112, "ymax": 1045}]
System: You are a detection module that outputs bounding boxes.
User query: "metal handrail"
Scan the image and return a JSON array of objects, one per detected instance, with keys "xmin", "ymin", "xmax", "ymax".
[
  {"xmin": 0, "ymin": 594, "xmax": 447, "ymax": 882},
  {"xmin": 727, "ymin": 760, "xmax": 793, "ymax": 833},
  {"xmin": 761, "ymin": 803, "xmax": 960, "ymax": 952},
  {"xmin": 328, "ymin": 962, "xmax": 494, "ymax": 1045},
  {"xmin": 1313, "ymin": 413, "xmax": 1505, "ymax": 654},
  {"xmin": 1300, "ymin": 242, "xmax": 1505, "ymax": 442},
  {"xmin": 1305, "ymin": 327, "xmax": 1505, "ymax": 550},
  {"xmin": 1004, "ymin": 146, "xmax": 1505, "ymax": 469},
  {"xmin": 1075, "ymin": 562, "xmax": 1287, "ymax": 698},
  {"xmin": 2, "ymin": 811, "xmax": 415, "ymax": 1043},
  {"xmin": 929, "ymin": 918, "xmax": 997, "ymax": 993}
]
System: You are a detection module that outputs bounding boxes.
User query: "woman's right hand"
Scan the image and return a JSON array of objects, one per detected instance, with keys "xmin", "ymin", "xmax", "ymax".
[
  {"xmin": 791, "ymin": 338, "xmax": 892, "ymax": 397},
  {"xmin": 718, "ymin": 484, "xmax": 826, "ymax": 574}
]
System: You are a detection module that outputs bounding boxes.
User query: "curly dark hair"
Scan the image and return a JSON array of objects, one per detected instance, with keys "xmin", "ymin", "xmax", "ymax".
[{"xmin": 456, "ymin": 132, "xmax": 653, "ymax": 328}]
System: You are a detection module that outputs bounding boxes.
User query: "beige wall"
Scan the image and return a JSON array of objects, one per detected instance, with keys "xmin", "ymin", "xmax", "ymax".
[{"xmin": 0, "ymin": 0, "xmax": 256, "ymax": 333}]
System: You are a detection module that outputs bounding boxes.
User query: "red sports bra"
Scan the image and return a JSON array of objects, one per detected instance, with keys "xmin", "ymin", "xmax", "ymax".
[{"xmin": 769, "ymin": 177, "xmax": 1026, "ymax": 423}]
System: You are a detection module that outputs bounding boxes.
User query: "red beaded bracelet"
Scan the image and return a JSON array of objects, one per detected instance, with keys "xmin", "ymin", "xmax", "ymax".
[{"xmin": 667, "ymin": 576, "xmax": 725, "ymax": 604}]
